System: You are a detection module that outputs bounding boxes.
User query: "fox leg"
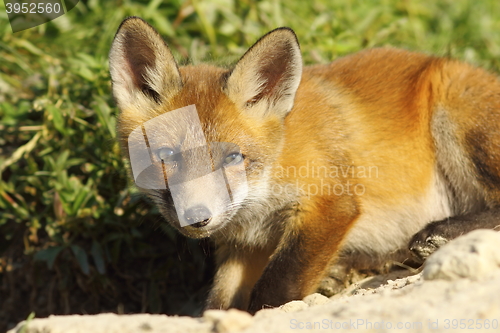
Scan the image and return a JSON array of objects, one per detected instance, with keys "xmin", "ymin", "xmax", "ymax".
[
  {"xmin": 247, "ymin": 195, "xmax": 358, "ymax": 314},
  {"xmin": 409, "ymin": 208, "xmax": 500, "ymax": 261},
  {"xmin": 205, "ymin": 242, "xmax": 275, "ymax": 310}
]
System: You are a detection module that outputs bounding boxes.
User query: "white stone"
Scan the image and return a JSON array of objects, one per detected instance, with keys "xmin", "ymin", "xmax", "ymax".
[
  {"xmin": 302, "ymin": 293, "xmax": 330, "ymax": 306},
  {"xmin": 215, "ymin": 309, "xmax": 253, "ymax": 333},
  {"xmin": 279, "ymin": 300, "xmax": 309, "ymax": 313},
  {"xmin": 202, "ymin": 309, "xmax": 227, "ymax": 324},
  {"xmin": 253, "ymin": 307, "xmax": 283, "ymax": 320},
  {"xmin": 423, "ymin": 229, "xmax": 500, "ymax": 281}
]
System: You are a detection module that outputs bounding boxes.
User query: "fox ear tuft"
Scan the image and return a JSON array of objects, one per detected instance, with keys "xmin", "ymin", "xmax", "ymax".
[
  {"xmin": 109, "ymin": 17, "xmax": 182, "ymax": 111},
  {"xmin": 224, "ymin": 27, "xmax": 302, "ymax": 119}
]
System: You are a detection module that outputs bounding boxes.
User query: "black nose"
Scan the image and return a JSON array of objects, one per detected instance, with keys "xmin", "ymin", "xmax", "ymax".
[{"xmin": 184, "ymin": 205, "xmax": 212, "ymax": 228}]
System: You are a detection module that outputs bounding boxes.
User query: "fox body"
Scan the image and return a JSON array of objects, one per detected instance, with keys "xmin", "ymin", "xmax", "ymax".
[{"xmin": 110, "ymin": 17, "xmax": 500, "ymax": 313}]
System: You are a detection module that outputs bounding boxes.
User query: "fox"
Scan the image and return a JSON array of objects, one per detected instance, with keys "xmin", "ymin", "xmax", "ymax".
[{"xmin": 109, "ymin": 17, "xmax": 500, "ymax": 313}]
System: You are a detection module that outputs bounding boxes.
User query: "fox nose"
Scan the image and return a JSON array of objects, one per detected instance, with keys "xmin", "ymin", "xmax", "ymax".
[{"xmin": 184, "ymin": 205, "xmax": 212, "ymax": 228}]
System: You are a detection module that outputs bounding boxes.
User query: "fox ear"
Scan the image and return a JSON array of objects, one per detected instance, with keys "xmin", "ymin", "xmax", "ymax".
[
  {"xmin": 109, "ymin": 17, "xmax": 182, "ymax": 111},
  {"xmin": 224, "ymin": 27, "xmax": 302, "ymax": 119}
]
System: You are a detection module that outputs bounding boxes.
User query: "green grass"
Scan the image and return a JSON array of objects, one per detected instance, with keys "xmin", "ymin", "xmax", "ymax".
[{"xmin": 1, "ymin": 0, "xmax": 500, "ymax": 328}]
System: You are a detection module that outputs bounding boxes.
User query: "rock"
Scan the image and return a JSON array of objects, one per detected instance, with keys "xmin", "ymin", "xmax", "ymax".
[
  {"xmin": 302, "ymin": 293, "xmax": 330, "ymax": 306},
  {"xmin": 253, "ymin": 308, "xmax": 283, "ymax": 320},
  {"xmin": 423, "ymin": 229, "xmax": 500, "ymax": 281},
  {"xmin": 7, "ymin": 313, "xmax": 212, "ymax": 333},
  {"xmin": 203, "ymin": 309, "xmax": 253, "ymax": 333},
  {"xmin": 202, "ymin": 309, "xmax": 227, "ymax": 324},
  {"xmin": 215, "ymin": 309, "xmax": 253, "ymax": 333},
  {"xmin": 279, "ymin": 300, "xmax": 309, "ymax": 313}
]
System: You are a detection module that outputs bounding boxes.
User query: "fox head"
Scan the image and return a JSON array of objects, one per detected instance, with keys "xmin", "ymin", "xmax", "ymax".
[{"xmin": 109, "ymin": 17, "xmax": 302, "ymax": 238}]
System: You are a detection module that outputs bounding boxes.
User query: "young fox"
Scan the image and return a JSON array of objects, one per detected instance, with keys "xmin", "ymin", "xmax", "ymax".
[{"xmin": 109, "ymin": 17, "xmax": 500, "ymax": 313}]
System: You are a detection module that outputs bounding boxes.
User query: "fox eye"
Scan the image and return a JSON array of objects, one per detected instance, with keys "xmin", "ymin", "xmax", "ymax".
[
  {"xmin": 223, "ymin": 152, "xmax": 244, "ymax": 165},
  {"xmin": 156, "ymin": 147, "xmax": 175, "ymax": 162}
]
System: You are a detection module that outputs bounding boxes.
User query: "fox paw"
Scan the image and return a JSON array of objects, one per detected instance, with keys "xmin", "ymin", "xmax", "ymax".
[{"xmin": 409, "ymin": 220, "xmax": 457, "ymax": 262}]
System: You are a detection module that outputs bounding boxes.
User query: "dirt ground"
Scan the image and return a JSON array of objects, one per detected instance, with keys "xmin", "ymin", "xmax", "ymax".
[
  {"xmin": 6, "ymin": 229, "xmax": 500, "ymax": 333},
  {"xmin": 0, "ymin": 220, "xmax": 215, "ymax": 332}
]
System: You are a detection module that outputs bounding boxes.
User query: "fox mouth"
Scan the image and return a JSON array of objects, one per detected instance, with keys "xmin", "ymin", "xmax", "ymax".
[{"xmin": 188, "ymin": 218, "xmax": 212, "ymax": 229}]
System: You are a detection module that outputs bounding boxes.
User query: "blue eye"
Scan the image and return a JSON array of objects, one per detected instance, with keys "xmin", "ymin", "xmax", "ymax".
[
  {"xmin": 224, "ymin": 152, "xmax": 244, "ymax": 165},
  {"xmin": 157, "ymin": 147, "xmax": 175, "ymax": 162}
]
